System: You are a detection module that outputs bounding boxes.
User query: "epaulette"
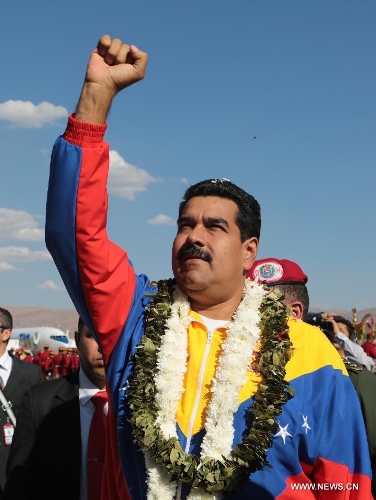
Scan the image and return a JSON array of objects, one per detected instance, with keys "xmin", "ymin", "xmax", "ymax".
[{"xmin": 343, "ymin": 358, "xmax": 364, "ymax": 373}]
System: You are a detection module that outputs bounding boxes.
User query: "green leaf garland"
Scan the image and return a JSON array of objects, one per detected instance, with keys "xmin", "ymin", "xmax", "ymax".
[{"xmin": 128, "ymin": 279, "xmax": 293, "ymax": 493}]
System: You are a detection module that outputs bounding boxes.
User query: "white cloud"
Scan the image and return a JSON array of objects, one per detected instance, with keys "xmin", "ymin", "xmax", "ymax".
[
  {"xmin": 0, "ymin": 100, "xmax": 68, "ymax": 128},
  {"xmin": 0, "ymin": 246, "xmax": 51, "ymax": 262},
  {"xmin": 108, "ymin": 150, "xmax": 159, "ymax": 200},
  {"xmin": 147, "ymin": 214, "xmax": 175, "ymax": 225},
  {"xmin": 0, "ymin": 208, "xmax": 44, "ymax": 241},
  {"xmin": 37, "ymin": 280, "xmax": 62, "ymax": 291},
  {"xmin": 0, "ymin": 262, "xmax": 17, "ymax": 271},
  {"xmin": 180, "ymin": 178, "xmax": 189, "ymax": 184}
]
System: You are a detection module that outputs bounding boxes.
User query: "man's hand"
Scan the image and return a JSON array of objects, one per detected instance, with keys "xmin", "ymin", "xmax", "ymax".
[
  {"xmin": 86, "ymin": 35, "xmax": 148, "ymax": 94},
  {"xmin": 75, "ymin": 34, "xmax": 148, "ymax": 124},
  {"xmin": 325, "ymin": 317, "xmax": 341, "ymax": 335}
]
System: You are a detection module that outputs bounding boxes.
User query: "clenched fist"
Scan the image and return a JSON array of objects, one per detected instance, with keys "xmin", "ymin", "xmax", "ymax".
[{"xmin": 75, "ymin": 34, "xmax": 148, "ymax": 124}]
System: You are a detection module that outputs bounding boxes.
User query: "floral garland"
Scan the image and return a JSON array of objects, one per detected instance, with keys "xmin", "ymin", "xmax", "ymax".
[{"xmin": 128, "ymin": 278, "xmax": 293, "ymax": 499}]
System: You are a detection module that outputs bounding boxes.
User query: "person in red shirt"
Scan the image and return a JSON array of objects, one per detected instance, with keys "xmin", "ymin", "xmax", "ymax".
[
  {"xmin": 23, "ymin": 350, "xmax": 34, "ymax": 364},
  {"xmin": 18, "ymin": 347, "xmax": 26, "ymax": 360},
  {"xmin": 39, "ymin": 345, "xmax": 50, "ymax": 372},
  {"xmin": 33, "ymin": 349, "xmax": 42, "ymax": 368},
  {"xmin": 362, "ymin": 334, "xmax": 376, "ymax": 360},
  {"xmin": 60, "ymin": 347, "xmax": 71, "ymax": 377},
  {"xmin": 69, "ymin": 347, "xmax": 80, "ymax": 373},
  {"xmin": 52, "ymin": 347, "xmax": 64, "ymax": 378},
  {"xmin": 43, "ymin": 351, "xmax": 55, "ymax": 381}
]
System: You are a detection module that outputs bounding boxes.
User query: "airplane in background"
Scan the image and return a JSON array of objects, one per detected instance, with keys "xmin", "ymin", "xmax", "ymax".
[{"xmin": 10, "ymin": 326, "xmax": 73, "ymax": 353}]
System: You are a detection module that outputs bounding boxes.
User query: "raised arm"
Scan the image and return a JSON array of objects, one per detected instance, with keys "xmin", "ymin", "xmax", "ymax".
[{"xmin": 45, "ymin": 36, "xmax": 148, "ymax": 363}]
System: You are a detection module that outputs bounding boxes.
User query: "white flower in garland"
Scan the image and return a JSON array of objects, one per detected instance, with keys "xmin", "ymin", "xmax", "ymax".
[
  {"xmin": 145, "ymin": 451, "xmax": 178, "ymax": 500},
  {"xmin": 154, "ymin": 287, "xmax": 191, "ymax": 440},
  {"xmin": 199, "ymin": 279, "xmax": 265, "ymax": 463},
  {"xmin": 188, "ymin": 488, "xmax": 223, "ymax": 500}
]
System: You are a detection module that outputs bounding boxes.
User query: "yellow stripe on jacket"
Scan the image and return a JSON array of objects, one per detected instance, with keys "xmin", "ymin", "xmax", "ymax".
[{"xmin": 176, "ymin": 315, "xmax": 348, "ymax": 438}]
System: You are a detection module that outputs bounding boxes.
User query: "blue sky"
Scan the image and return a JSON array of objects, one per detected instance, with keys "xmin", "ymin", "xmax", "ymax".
[{"xmin": 0, "ymin": 0, "xmax": 375, "ymax": 312}]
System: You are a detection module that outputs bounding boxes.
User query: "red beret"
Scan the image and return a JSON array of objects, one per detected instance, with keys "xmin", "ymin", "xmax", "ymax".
[{"xmin": 247, "ymin": 258, "xmax": 308, "ymax": 285}]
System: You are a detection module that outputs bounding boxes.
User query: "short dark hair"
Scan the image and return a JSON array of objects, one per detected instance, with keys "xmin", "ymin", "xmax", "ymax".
[
  {"xmin": 75, "ymin": 317, "xmax": 87, "ymax": 344},
  {"xmin": 333, "ymin": 316, "xmax": 356, "ymax": 339},
  {"xmin": 75, "ymin": 317, "xmax": 85, "ymax": 348},
  {"xmin": 0, "ymin": 307, "xmax": 13, "ymax": 330},
  {"xmin": 270, "ymin": 284, "xmax": 310, "ymax": 321},
  {"xmin": 77, "ymin": 317, "xmax": 85, "ymax": 333},
  {"xmin": 179, "ymin": 179, "xmax": 261, "ymax": 242}
]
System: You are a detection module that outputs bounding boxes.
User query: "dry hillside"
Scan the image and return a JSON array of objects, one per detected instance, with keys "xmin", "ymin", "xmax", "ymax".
[
  {"xmin": 4, "ymin": 306, "xmax": 79, "ymax": 340},
  {"xmin": 3, "ymin": 305, "xmax": 375, "ymax": 342}
]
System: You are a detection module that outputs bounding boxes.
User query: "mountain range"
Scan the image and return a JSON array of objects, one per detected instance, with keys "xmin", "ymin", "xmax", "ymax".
[{"xmin": 3, "ymin": 305, "xmax": 375, "ymax": 341}]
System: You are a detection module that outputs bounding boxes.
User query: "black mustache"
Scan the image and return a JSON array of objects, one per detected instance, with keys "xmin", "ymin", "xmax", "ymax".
[{"xmin": 179, "ymin": 246, "xmax": 212, "ymax": 262}]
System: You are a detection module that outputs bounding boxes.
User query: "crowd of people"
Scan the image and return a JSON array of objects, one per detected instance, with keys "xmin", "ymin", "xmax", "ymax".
[
  {"xmin": 306, "ymin": 313, "xmax": 376, "ymax": 372},
  {"xmin": 0, "ymin": 33, "xmax": 375, "ymax": 500},
  {"xmin": 2, "ymin": 317, "xmax": 108, "ymax": 500},
  {"xmin": 9, "ymin": 344, "xmax": 81, "ymax": 380}
]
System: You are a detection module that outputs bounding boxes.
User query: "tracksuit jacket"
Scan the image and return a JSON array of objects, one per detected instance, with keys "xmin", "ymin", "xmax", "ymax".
[{"xmin": 45, "ymin": 114, "xmax": 373, "ymax": 499}]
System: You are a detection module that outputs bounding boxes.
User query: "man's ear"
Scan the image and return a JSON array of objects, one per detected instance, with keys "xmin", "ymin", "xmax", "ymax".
[
  {"xmin": 243, "ymin": 237, "xmax": 259, "ymax": 272},
  {"xmin": 289, "ymin": 301, "xmax": 304, "ymax": 320},
  {"xmin": 3, "ymin": 328, "xmax": 12, "ymax": 343}
]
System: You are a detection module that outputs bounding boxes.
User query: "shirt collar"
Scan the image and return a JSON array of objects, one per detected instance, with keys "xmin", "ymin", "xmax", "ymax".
[
  {"xmin": 78, "ymin": 367, "xmax": 106, "ymax": 407},
  {"xmin": 0, "ymin": 350, "xmax": 13, "ymax": 372}
]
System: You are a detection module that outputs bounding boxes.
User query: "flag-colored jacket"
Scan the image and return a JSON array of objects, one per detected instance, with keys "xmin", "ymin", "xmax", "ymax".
[{"xmin": 45, "ymin": 115, "xmax": 373, "ymax": 499}]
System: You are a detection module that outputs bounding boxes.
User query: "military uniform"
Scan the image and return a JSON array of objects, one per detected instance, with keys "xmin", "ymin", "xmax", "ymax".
[{"xmin": 343, "ymin": 357, "xmax": 376, "ymax": 498}]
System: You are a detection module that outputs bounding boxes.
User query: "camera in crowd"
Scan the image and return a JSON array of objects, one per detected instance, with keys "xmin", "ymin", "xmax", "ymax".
[
  {"xmin": 306, "ymin": 312, "xmax": 333, "ymax": 331},
  {"xmin": 306, "ymin": 312, "xmax": 358, "ymax": 343}
]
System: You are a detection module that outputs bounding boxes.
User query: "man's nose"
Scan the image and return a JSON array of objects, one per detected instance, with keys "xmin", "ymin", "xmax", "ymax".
[{"xmin": 186, "ymin": 224, "xmax": 206, "ymax": 246}]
